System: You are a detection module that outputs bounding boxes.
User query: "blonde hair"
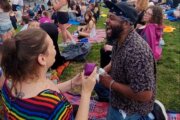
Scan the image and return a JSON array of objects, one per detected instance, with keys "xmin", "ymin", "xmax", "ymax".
[
  {"xmin": 28, "ymin": 21, "xmax": 40, "ymax": 29},
  {"xmin": 135, "ymin": 0, "xmax": 149, "ymax": 12}
]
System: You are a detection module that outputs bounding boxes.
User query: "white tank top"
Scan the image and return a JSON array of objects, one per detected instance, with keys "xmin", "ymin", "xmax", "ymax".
[{"xmin": 89, "ymin": 27, "xmax": 96, "ymax": 38}]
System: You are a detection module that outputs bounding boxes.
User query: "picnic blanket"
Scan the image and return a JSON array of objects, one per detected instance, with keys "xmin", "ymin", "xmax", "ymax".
[
  {"xmin": 68, "ymin": 20, "xmax": 80, "ymax": 25},
  {"xmin": 167, "ymin": 111, "xmax": 180, "ymax": 120},
  {"xmin": 64, "ymin": 92, "xmax": 109, "ymax": 120},
  {"xmin": 64, "ymin": 92, "xmax": 180, "ymax": 120},
  {"xmin": 165, "ymin": 9, "xmax": 180, "ymax": 21},
  {"xmin": 73, "ymin": 29, "xmax": 106, "ymax": 43}
]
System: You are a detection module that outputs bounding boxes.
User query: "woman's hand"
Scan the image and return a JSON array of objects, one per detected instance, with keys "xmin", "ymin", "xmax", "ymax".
[
  {"xmin": 81, "ymin": 67, "xmax": 97, "ymax": 96},
  {"xmin": 71, "ymin": 73, "xmax": 82, "ymax": 86}
]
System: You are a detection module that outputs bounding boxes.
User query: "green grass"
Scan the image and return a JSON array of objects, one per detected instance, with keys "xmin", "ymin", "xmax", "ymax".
[
  {"xmin": 0, "ymin": 6, "xmax": 179, "ymax": 119},
  {"xmin": 61, "ymin": 8, "xmax": 180, "ymax": 111},
  {"xmin": 155, "ymin": 21, "xmax": 180, "ymax": 111}
]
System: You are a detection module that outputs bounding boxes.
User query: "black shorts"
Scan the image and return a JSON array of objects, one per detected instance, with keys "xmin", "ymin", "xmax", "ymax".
[
  {"xmin": 57, "ymin": 12, "xmax": 69, "ymax": 24},
  {"xmin": 12, "ymin": 4, "xmax": 19, "ymax": 11}
]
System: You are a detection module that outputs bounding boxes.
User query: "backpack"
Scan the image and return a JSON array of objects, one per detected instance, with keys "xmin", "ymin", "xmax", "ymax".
[{"xmin": 61, "ymin": 43, "xmax": 91, "ymax": 61}]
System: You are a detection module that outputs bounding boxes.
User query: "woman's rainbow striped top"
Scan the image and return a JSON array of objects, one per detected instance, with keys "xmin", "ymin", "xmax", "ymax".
[{"xmin": 1, "ymin": 82, "xmax": 74, "ymax": 120}]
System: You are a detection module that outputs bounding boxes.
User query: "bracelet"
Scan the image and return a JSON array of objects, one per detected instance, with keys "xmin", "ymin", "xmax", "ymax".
[
  {"xmin": 109, "ymin": 80, "xmax": 115, "ymax": 91},
  {"xmin": 71, "ymin": 79, "xmax": 73, "ymax": 90}
]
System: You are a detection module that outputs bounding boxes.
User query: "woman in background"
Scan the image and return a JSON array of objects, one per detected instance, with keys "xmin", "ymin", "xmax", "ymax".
[
  {"xmin": 53, "ymin": 0, "xmax": 75, "ymax": 45},
  {"xmin": 77, "ymin": 10, "xmax": 96, "ymax": 39},
  {"xmin": 140, "ymin": 6, "xmax": 163, "ymax": 61},
  {"xmin": 134, "ymin": 0, "xmax": 149, "ymax": 29}
]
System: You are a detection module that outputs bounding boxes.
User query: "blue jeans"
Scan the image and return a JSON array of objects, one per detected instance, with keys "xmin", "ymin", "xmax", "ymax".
[
  {"xmin": 94, "ymin": 82, "xmax": 109, "ymax": 101},
  {"xmin": 107, "ymin": 105, "xmax": 153, "ymax": 120}
]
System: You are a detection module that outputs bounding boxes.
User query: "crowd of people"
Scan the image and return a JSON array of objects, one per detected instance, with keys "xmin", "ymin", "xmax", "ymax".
[{"xmin": 0, "ymin": 0, "xmax": 179, "ymax": 119}]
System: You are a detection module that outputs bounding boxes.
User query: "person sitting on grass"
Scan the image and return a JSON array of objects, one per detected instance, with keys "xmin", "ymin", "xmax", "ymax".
[
  {"xmin": 0, "ymin": 28, "xmax": 97, "ymax": 120},
  {"xmin": 39, "ymin": 11, "xmax": 52, "ymax": 24},
  {"xmin": 140, "ymin": 5, "xmax": 163, "ymax": 61},
  {"xmin": 77, "ymin": 10, "xmax": 96, "ymax": 39}
]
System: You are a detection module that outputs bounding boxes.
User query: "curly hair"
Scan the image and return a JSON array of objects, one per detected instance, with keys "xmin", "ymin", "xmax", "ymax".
[
  {"xmin": 148, "ymin": 6, "xmax": 163, "ymax": 25},
  {"xmin": 135, "ymin": 0, "xmax": 149, "ymax": 12}
]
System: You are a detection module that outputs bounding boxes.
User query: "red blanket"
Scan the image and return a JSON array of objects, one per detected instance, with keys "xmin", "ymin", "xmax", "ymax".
[{"xmin": 64, "ymin": 92, "xmax": 109, "ymax": 120}]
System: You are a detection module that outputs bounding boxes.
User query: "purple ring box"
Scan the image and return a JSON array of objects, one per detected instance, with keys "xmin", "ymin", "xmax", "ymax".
[{"xmin": 84, "ymin": 63, "xmax": 96, "ymax": 76}]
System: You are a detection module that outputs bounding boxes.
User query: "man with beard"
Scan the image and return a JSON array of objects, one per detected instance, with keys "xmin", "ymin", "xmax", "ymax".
[
  {"xmin": 94, "ymin": 17, "xmax": 115, "ymax": 102},
  {"xmin": 99, "ymin": 1, "xmax": 156, "ymax": 120}
]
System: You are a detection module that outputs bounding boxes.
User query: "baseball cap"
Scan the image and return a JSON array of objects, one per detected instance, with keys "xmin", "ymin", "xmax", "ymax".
[{"xmin": 104, "ymin": 1, "xmax": 138, "ymax": 25}]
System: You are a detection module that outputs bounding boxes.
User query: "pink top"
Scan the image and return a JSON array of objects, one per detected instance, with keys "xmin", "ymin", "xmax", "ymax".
[
  {"xmin": 141, "ymin": 23, "xmax": 163, "ymax": 61},
  {"xmin": 39, "ymin": 17, "xmax": 52, "ymax": 24}
]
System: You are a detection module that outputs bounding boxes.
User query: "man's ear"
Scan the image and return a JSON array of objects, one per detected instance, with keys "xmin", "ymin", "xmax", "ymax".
[
  {"xmin": 122, "ymin": 20, "xmax": 131, "ymax": 28},
  {"xmin": 37, "ymin": 54, "xmax": 46, "ymax": 66}
]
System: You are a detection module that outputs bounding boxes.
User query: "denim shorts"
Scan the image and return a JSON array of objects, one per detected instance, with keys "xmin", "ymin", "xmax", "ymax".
[{"xmin": 0, "ymin": 22, "xmax": 13, "ymax": 35}]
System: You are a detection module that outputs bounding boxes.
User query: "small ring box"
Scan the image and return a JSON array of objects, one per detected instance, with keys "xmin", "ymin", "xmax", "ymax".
[{"xmin": 84, "ymin": 63, "xmax": 96, "ymax": 76}]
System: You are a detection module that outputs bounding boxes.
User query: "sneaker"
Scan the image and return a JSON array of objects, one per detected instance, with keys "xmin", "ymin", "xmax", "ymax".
[
  {"xmin": 152, "ymin": 100, "xmax": 168, "ymax": 120},
  {"xmin": 67, "ymin": 40, "xmax": 76, "ymax": 45},
  {"xmin": 58, "ymin": 42, "xmax": 68, "ymax": 47}
]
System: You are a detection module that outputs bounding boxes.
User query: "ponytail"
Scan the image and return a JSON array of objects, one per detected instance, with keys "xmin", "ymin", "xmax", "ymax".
[{"xmin": 1, "ymin": 39, "xmax": 18, "ymax": 80}]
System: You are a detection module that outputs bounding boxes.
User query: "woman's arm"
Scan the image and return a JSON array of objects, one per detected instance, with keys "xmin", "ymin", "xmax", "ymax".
[
  {"xmin": 57, "ymin": 74, "xmax": 81, "ymax": 92},
  {"xmin": 0, "ymin": 74, "xmax": 5, "ymax": 90},
  {"xmin": 53, "ymin": 0, "xmax": 67, "ymax": 10},
  {"xmin": 78, "ymin": 20, "xmax": 95, "ymax": 37},
  {"xmin": 75, "ymin": 68, "xmax": 97, "ymax": 120}
]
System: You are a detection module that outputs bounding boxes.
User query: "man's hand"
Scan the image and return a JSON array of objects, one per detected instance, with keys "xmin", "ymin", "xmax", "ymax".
[
  {"xmin": 104, "ymin": 44, "xmax": 113, "ymax": 52},
  {"xmin": 99, "ymin": 74, "xmax": 113, "ymax": 89}
]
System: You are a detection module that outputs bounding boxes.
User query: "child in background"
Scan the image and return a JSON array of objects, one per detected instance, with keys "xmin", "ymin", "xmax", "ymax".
[
  {"xmin": 39, "ymin": 11, "xmax": 52, "ymax": 23},
  {"xmin": 0, "ymin": 0, "xmax": 13, "ymax": 42},
  {"xmin": 20, "ymin": 15, "xmax": 30, "ymax": 31}
]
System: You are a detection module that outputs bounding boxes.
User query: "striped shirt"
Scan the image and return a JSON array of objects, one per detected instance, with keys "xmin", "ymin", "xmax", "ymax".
[{"xmin": 1, "ymin": 82, "xmax": 73, "ymax": 120}]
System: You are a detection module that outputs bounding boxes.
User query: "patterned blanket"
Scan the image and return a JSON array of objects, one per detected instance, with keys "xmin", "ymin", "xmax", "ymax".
[
  {"xmin": 64, "ymin": 92, "xmax": 180, "ymax": 120},
  {"xmin": 73, "ymin": 29, "xmax": 106, "ymax": 43},
  {"xmin": 64, "ymin": 92, "xmax": 109, "ymax": 120}
]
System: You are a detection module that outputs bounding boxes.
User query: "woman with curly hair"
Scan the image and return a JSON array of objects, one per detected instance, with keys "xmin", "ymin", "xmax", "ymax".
[
  {"xmin": 140, "ymin": 5, "xmax": 163, "ymax": 61},
  {"xmin": 135, "ymin": 0, "xmax": 149, "ymax": 28}
]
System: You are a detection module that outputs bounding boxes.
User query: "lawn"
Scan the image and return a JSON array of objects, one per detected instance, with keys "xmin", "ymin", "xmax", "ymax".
[
  {"xmin": 0, "ymin": 5, "xmax": 179, "ymax": 119},
  {"xmin": 60, "ymin": 7, "xmax": 180, "ymax": 112}
]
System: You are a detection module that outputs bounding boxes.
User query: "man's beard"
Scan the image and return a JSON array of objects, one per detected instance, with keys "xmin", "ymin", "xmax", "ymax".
[{"xmin": 106, "ymin": 25, "xmax": 123, "ymax": 41}]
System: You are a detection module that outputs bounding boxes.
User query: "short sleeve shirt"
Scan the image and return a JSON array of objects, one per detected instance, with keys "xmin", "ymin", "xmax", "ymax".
[{"xmin": 110, "ymin": 30, "xmax": 156, "ymax": 115}]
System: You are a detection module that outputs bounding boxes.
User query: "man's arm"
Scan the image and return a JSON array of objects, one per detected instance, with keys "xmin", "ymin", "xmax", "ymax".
[
  {"xmin": 111, "ymin": 80, "xmax": 152, "ymax": 102},
  {"xmin": 103, "ymin": 61, "xmax": 111, "ymax": 73},
  {"xmin": 99, "ymin": 75, "xmax": 152, "ymax": 102},
  {"xmin": 100, "ymin": 47, "xmax": 155, "ymax": 102}
]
